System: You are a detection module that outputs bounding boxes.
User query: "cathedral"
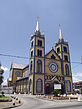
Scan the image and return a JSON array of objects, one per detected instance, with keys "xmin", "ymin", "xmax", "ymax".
[{"xmin": 8, "ymin": 18, "xmax": 73, "ymax": 95}]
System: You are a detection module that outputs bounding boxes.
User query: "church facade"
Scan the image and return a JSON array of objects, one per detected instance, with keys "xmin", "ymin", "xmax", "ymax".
[
  {"xmin": 8, "ymin": 19, "xmax": 73, "ymax": 95},
  {"xmin": 29, "ymin": 20, "xmax": 72, "ymax": 95}
]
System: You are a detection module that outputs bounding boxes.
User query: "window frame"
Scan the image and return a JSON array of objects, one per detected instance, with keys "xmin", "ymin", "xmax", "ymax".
[
  {"xmin": 57, "ymin": 47, "xmax": 60, "ymax": 53},
  {"xmin": 64, "ymin": 55, "xmax": 68, "ymax": 62},
  {"xmin": 37, "ymin": 49, "xmax": 42, "ymax": 57},
  {"xmin": 66, "ymin": 80, "xmax": 71, "ymax": 92},
  {"xmin": 37, "ymin": 59, "xmax": 42, "ymax": 73},
  {"xmin": 63, "ymin": 46, "xmax": 67, "ymax": 53},
  {"xmin": 36, "ymin": 79, "xmax": 43, "ymax": 93},
  {"xmin": 30, "ymin": 61, "xmax": 32, "ymax": 73},
  {"xmin": 65, "ymin": 64, "xmax": 69, "ymax": 76},
  {"xmin": 38, "ymin": 40, "xmax": 42, "ymax": 47}
]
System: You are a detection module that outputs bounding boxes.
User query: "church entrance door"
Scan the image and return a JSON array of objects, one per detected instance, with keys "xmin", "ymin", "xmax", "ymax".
[{"xmin": 45, "ymin": 83, "xmax": 50, "ymax": 94}]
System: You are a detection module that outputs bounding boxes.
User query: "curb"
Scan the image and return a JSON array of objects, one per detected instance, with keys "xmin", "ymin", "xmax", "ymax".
[{"xmin": 1, "ymin": 101, "xmax": 23, "ymax": 109}]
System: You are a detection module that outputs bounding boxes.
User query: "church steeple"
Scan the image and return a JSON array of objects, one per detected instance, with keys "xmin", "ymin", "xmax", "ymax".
[
  {"xmin": 36, "ymin": 17, "xmax": 39, "ymax": 31},
  {"xmin": 35, "ymin": 16, "xmax": 40, "ymax": 36},
  {"xmin": 59, "ymin": 24, "xmax": 64, "ymax": 42}
]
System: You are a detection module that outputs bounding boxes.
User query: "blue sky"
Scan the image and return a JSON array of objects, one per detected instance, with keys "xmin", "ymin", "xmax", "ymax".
[{"xmin": 0, "ymin": 0, "xmax": 82, "ymax": 85}]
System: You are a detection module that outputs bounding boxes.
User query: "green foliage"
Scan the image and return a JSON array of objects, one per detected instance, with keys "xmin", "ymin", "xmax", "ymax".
[
  {"xmin": 53, "ymin": 89, "xmax": 60, "ymax": 96},
  {"xmin": 1, "ymin": 91, "xmax": 4, "ymax": 96},
  {"xmin": 0, "ymin": 95, "xmax": 12, "ymax": 101},
  {"xmin": 0, "ymin": 76, "xmax": 3, "ymax": 85}
]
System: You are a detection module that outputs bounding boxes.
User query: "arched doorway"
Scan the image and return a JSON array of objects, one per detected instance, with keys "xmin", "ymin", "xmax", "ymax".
[
  {"xmin": 45, "ymin": 83, "xmax": 50, "ymax": 94},
  {"xmin": 36, "ymin": 79, "xmax": 43, "ymax": 94}
]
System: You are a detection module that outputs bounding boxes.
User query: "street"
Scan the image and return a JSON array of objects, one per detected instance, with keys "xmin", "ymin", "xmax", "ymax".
[{"xmin": 11, "ymin": 95, "xmax": 82, "ymax": 109}]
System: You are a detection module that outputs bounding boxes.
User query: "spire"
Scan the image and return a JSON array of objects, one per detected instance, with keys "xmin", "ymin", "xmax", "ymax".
[
  {"xmin": 59, "ymin": 24, "xmax": 63, "ymax": 40},
  {"xmin": 36, "ymin": 16, "xmax": 39, "ymax": 31}
]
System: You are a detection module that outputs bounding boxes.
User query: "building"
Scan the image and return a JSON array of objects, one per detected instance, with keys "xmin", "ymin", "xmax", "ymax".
[
  {"xmin": 8, "ymin": 18, "xmax": 73, "ymax": 95},
  {"xmin": 1, "ymin": 85, "xmax": 13, "ymax": 94},
  {"xmin": 73, "ymin": 81, "xmax": 82, "ymax": 94},
  {"xmin": 8, "ymin": 63, "xmax": 29, "ymax": 93}
]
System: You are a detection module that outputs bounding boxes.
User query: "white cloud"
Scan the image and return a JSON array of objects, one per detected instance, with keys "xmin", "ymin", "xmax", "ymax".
[
  {"xmin": 2, "ymin": 79, "xmax": 7, "ymax": 85},
  {"xmin": 1, "ymin": 66, "xmax": 9, "ymax": 72},
  {"xmin": 73, "ymin": 72, "xmax": 82, "ymax": 82}
]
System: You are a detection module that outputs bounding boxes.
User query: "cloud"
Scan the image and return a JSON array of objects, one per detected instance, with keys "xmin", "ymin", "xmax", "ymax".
[
  {"xmin": 73, "ymin": 72, "xmax": 82, "ymax": 82},
  {"xmin": 1, "ymin": 66, "xmax": 9, "ymax": 72},
  {"xmin": 2, "ymin": 79, "xmax": 7, "ymax": 85}
]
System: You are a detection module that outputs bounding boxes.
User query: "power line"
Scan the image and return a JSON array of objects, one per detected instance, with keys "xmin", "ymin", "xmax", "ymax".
[
  {"xmin": 0, "ymin": 53, "xmax": 29, "ymax": 59},
  {"xmin": 0, "ymin": 53, "xmax": 82, "ymax": 64}
]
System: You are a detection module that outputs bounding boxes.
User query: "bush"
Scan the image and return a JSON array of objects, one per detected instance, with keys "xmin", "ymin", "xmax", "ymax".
[
  {"xmin": 1, "ymin": 91, "xmax": 4, "ymax": 96},
  {"xmin": 53, "ymin": 89, "xmax": 60, "ymax": 97}
]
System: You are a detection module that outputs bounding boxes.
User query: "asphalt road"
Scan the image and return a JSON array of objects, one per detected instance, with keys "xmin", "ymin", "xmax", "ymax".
[{"xmin": 11, "ymin": 95, "xmax": 82, "ymax": 109}]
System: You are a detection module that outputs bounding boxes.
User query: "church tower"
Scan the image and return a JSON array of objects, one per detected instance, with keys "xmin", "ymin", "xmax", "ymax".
[
  {"xmin": 55, "ymin": 25, "xmax": 73, "ymax": 94},
  {"xmin": 29, "ymin": 17, "xmax": 45, "ymax": 95}
]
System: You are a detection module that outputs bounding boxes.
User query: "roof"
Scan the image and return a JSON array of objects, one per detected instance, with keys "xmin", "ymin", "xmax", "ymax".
[
  {"xmin": 23, "ymin": 64, "xmax": 29, "ymax": 70},
  {"xmin": 11, "ymin": 63, "xmax": 26, "ymax": 69},
  {"xmin": 45, "ymin": 48, "xmax": 61, "ymax": 60},
  {"xmin": 16, "ymin": 77, "xmax": 28, "ymax": 82},
  {"xmin": 73, "ymin": 81, "xmax": 82, "ymax": 85},
  {"xmin": 8, "ymin": 63, "xmax": 27, "ymax": 81}
]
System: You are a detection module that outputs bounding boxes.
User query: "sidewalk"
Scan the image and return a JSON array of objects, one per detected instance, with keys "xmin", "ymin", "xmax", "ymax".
[{"xmin": 0, "ymin": 97, "xmax": 23, "ymax": 109}]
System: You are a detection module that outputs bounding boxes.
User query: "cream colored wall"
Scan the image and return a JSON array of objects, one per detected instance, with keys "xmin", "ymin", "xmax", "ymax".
[
  {"xmin": 36, "ymin": 37, "xmax": 44, "ymax": 47},
  {"xmin": 23, "ymin": 67, "xmax": 29, "ymax": 77},
  {"xmin": 56, "ymin": 44, "xmax": 61, "ymax": 52},
  {"xmin": 12, "ymin": 69, "xmax": 23, "ymax": 84},
  {"xmin": 62, "ymin": 44, "xmax": 69, "ymax": 53},
  {"xmin": 63, "ymin": 53, "xmax": 70, "ymax": 62},
  {"xmin": 30, "ymin": 38, "xmax": 35, "ymax": 47},
  {"xmin": 45, "ymin": 59, "xmax": 62, "ymax": 76},
  {"xmin": 29, "ymin": 58, "xmax": 34, "ymax": 73},
  {"xmin": 35, "ymin": 47, "xmax": 44, "ymax": 57},
  {"xmin": 29, "ymin": 75, "xmax": 33, "ymax": 94},
  {"xmin": 35, "ymin": 57, "xmax": 44, "ymax": 73},
  {"xmin": 45, "ymin": 51, "xmax": 62, "ymax": 76},
  {"xmin": 34, "ymin": 74, "xmax": 44, "ymax": 94},
  {"xmin": 65, "ymin": 77, "xmax": 73, "ymax": 93},
  {"xmin": 55, "ymin": 44, "xmax": 69, "ymax": 59},
  {"xmin": 63, "ymin": 62, "xmax": 71, "ymax": 76}
]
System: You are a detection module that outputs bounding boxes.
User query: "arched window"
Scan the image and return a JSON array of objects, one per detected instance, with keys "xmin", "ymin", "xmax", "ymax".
[
  {"xmin": 29, "ymin": 79, "xmax": 32, "ymax": 93},
  {"xmin": 16, "ymin": 71, "xmax": 20, "ymax": 77},
  {"xmin": 65, "ymin": 64, "xmax": 69, "ymax": 76},
  {"xmin": 37, "ymin": 60, "xmax": 42, "ymax": 73},
  {"xmin": 36, "ymin": 79, "xmax": 43, "ymax": 93},
  {"xmin": 66, "ymin": 80, "xmax": 71, "ymax": 92},
  {"xmin": 30, "ymin": 61, "xmax": 32, "ymax": 73}
]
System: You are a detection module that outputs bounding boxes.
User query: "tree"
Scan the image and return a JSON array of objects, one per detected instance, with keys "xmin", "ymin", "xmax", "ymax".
[
  {"xmin": 0, "ymin": 75, "xmax": 3, "ymax": 85},
  {"xmin": 0, "ymin": 63, "xmax": 4, "ymax": 90},
  {"xmin": 53, "ymin": 89, "xmax": 60, "ymax": 97}
]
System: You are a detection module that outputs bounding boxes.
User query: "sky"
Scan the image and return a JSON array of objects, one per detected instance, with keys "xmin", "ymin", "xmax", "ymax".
[{"xmin": 0, "ymin": 0, "xmax": 82, "ymax": 85}]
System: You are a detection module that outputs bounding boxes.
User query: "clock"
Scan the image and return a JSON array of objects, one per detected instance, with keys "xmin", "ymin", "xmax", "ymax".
[{"xmin": 49, "ymin": 62, "xmax": 58, "ymax": 73}]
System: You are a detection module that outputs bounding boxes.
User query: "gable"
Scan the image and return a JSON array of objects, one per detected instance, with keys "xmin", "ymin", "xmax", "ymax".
[{"xmin": 45, "ymin": 49, "xmax": 60, "ymax": 60}]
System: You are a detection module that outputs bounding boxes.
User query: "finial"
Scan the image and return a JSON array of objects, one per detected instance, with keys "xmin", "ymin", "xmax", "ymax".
[
  {"xmin": 36, "ymin": 16, "xmax": 39, "ymax": 31},
  {"xmin": 59, "ymin": 24, "xmax": 63, "ymax": 40},
  {"xmin": 52, "ymin": 47, "xmax": 54, "ymax": 49},
  {"xmin": 42, "ymin": 32, "xmax": 45, "ymax": 36}
]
